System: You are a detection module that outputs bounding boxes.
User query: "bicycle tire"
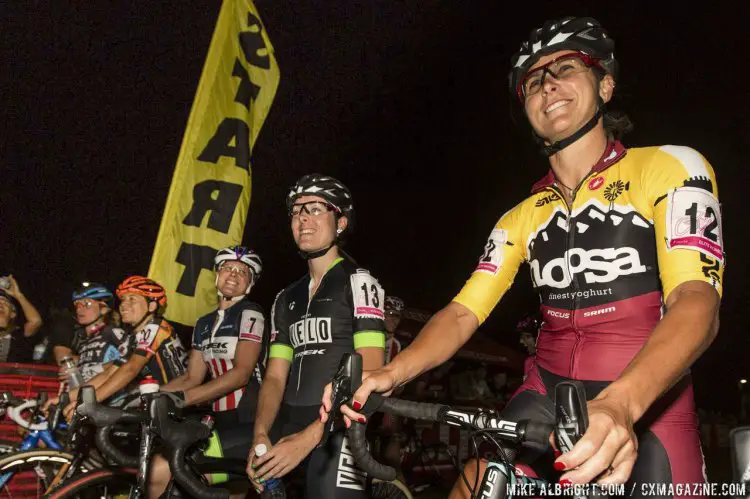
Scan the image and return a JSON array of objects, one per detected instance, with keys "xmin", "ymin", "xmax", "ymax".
[
  {"xmin": 371, "ymin": 478, "xmax": 414, "ymax": 499},
  {"xmin": 43, "ymin": 468, "xmax": 137, "ymax": 498},
  {"xmin": 0, "ymin": 449, "xmax": 78, "ymax": 496}
]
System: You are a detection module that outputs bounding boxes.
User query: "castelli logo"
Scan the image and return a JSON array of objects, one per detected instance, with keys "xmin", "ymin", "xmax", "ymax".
[{"xmin": 588, "ymin": 176, "xmax": 605, "ymax": 191}]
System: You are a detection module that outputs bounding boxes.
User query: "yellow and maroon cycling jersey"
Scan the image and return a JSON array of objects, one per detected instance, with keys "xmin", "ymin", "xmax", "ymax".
[{"xmin": 454, "ymin": 141, "xmax": 724, "ymax": 381}]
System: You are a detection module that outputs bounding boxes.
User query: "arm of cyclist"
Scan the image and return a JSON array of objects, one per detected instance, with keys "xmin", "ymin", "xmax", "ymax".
[
  {"xmin": 182, "ymin": 341, "xmax": 260, "ymax": 406},
  {"xmin": 47, "ymin": 362, "xmax": 117, "ymax": 411},
  {"xmin": 63, "ymin": 356, "xmax": 148, "ymax": 420},
  {"xmin": 5, "ymin": 276, "xmax": 43, "ymax": 337},
  {"xmin": 161, "ymin": 349, "xmax": 207, "ymax": 393},
  {"xmin": 559, "ymin": 280, "xmax": 719, "ymax": 485},
  {"xmin": 323, "ymin": 302, "xmax": 479, "ymax": 423},
  {"xmin": 248, "ymin": 356, "xmax": 291, "ymax": 479},
  {"xmin": 254, "ymin": 343, "xmax": 387, "ymax": 482}
]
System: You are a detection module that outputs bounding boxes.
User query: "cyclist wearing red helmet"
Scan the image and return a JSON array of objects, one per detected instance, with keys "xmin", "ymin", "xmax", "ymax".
[
  {"xmin": 63, "ymin": 276, "xmax": 188, "ymax": 418},
  {"xmin": 332, "ymin": 16, "xmax": 723, "ymax": 495}
]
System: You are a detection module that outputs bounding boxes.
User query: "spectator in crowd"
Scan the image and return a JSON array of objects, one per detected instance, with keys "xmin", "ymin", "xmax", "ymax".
[
  {"xmin": 0, "ymin": 275, "xmax": 43, "ymax": 363},
  {"xmin": 384, "ymin": 296, "xmax": 406, "ymax": 364},
  {"xmin": 516, "ymin": 313, "xmax": 540, "ymax": 380}
]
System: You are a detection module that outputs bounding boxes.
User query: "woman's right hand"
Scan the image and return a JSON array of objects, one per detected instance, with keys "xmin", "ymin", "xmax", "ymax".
[
  {"xmin": 247, "ymin": 433, "xmax": 273, "ymax": 493},
  {"xmin": 319, "ymin": 367, "xmax": 399, "ymax": 426}
]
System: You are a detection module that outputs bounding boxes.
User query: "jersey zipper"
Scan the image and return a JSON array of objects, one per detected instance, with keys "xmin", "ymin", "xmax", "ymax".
[
  {"xmin": 296, "ymin": 260, "xmax": 341, "ymax": 396},
  {"xmin": 297, "ymin": 284, "xmax": 315, "ymax": 395},
  {"xmin": 560, "ymin": 169, "xmax": 600, "ymax": 378}
]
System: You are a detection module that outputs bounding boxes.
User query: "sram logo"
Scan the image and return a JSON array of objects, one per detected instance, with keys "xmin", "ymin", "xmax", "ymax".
[{"xmin": 530, "ymin": 247, "xmax": 646, "ymax": 289}]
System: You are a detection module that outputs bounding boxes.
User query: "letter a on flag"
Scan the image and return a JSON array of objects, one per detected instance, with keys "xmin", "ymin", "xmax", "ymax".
[{"xmin": 148, "ymin": 0, "xmax": 279, "ymax": 325}]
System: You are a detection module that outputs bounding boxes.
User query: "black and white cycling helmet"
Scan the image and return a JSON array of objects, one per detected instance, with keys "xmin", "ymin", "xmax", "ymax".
[
  {"xmin": 509, "ymin": 16, "xmax": 617, "ymax": 100},
  {"xmin": 286, "ymin": 174, "xmax": 354, "ymax": 216},
  {"xmin": 508, "ymin": 17, "xmax": 618, "ymax": 156},
  {"xmin": 385, "ymin": 296, "xmax": 406, "ymax": 313},
  {"xmin": 287, "ymin": 174, "xmax": 355, "ymax": 259},
  {"xmin": 214, "ymin": 246, "xmax": 262, "ymax": 298}
]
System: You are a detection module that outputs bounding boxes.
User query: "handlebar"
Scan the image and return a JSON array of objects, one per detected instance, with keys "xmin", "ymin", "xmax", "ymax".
[
  {"xmin": 334, "ymin": 354, "xmax": 582, "ymax": 482},
  {"xmin": 148, "ymin": 393, "xmax": 229, "ymax": 499},
  {"xmin": 75, "ymin": 386, "xmax": 147, "ymax": 466},
  {"xmin": 95, "ymin": 425, "xmax": 140, "ymax": 467},
  {"xmin": 76, "ymin": 386, "xmax": 148, "ymax": 426}
]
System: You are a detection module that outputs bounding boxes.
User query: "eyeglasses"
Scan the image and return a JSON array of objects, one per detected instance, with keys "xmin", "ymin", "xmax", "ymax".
[
  {"xmin": 74, "ymin": 300, "xmax": 98, "ymax": 310},
  {"xmin": 288, "ymin": 201, "xmax": 340, "ymax": 219},
  {"xmin": 219, "ymin": 264, "xmax": 250, "ymax": 277},
  {"xmin": 518, "ymin": 52, "xmax": 601, "ymax": 101}
]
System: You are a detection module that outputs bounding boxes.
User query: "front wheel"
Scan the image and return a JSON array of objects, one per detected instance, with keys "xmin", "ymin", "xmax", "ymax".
[
  {"xmin": 0, "ymin": 449, "xmax": 78, "ymax": 497},
  {"xmin": 43, "ymin": 468, "xmax": 137, "ymax": 498}
]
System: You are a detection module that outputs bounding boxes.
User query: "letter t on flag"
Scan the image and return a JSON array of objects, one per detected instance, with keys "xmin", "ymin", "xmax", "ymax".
[{"xmin": 148, "ymin": 0, "xmax": 279, "ymax": 326}]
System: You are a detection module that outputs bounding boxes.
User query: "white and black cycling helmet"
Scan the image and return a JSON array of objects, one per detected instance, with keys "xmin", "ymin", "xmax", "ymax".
[
  {"xmin": 509, "ymin": 17, "xmax": 617, "ymax": 156},
  {"xmin": 214, "ymin": 246, "xmax": 262, "ymax": 299},
  {"xmin": 385, "ymin": 296, "xmax": 406, "ymax": 313},
  {"xmin": 286, "ymin": 174, "xmax": 354, "ymax": 260}
]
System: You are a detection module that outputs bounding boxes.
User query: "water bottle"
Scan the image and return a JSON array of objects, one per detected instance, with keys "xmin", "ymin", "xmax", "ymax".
[
  {"xmin": 33, "ymin": 337, "xmax": 48, "ymax": 361},
  {"xmin": 254, "ymin": 444, "xmax": 286, "ymax": 498},
  {"xmin": 138, "ymin": 376, "xmax": 160, "ymax": 410},
  {"xmin": 60, "ymin": 356, "xmax": 84, "ymax": 388}
]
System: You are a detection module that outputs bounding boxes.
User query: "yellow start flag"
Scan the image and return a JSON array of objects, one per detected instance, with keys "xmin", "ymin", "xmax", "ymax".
[{"xmin": 148, "ymin": 0, "xmax": 280, "ymax": 326}]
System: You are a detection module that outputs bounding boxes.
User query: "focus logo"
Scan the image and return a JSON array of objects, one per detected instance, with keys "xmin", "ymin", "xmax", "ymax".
[{"xmin": 530, "ymin": 247, "xmax": 647, "ymax": 289}]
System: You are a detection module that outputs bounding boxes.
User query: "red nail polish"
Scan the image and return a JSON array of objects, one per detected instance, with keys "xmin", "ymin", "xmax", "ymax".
[
  {"xmin": 554, "ymin": 449, "xmax": 562, "ymax": 459},
  {"xmin": 352, "ymin": 400, "xmax": 362, "ymax": 410},
  {"xmin": 559, "ymin": 478, "xmax": 572, "ymax": 487},
  {"xmin": 553, "ymin": 461, "xmax": 566, "ymax": 471},
  {"xmin": 358, "ymin": 417, "xmax": 366, "ymax": 423}
]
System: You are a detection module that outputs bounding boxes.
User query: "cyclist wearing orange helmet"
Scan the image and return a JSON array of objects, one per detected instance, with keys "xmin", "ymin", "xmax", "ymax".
[{"xmin": 62, "ymin": 276, "xmax": 188, "ymax": 418}]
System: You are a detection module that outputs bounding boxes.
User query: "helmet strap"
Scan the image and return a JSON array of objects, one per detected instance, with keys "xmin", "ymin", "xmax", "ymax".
[
  {"xmin": 132, "ymin": 308, "xmax": 155, "ymax": 332},
  {"xmin": 536, "ymin": 101, "xmax": 604, "ymax": 157},
  {"xmin": 298, "ymin": 241, "xmax": 336, "ymax": 260}
]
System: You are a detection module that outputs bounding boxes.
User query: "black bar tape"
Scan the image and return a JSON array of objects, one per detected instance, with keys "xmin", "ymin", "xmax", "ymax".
[
  {"xmin": 95, "ymin": 426, "xmax": 139, "ymax": 467},
  {"xmin": 170, "ymin": 446, "xmax": 229, "ymax": 499},
  {"xmin": 381, "ymin": 397, "xmax": 448, "ymax": 422},
  {"xmin": 348, "ymin": 422, "xmax": 397, "ymax": 481},
  {"xmin": 519, "ymin": 420, "xmax": 554, "ymax": 447}
]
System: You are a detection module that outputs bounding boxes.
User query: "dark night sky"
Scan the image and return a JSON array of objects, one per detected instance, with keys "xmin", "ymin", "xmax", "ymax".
[{"xmin": 1, "ymin": 2, "xmax": 747, "ymax": 410}]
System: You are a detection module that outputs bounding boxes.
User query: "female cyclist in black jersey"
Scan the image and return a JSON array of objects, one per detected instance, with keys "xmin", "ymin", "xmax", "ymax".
[
  {"xmin": 248, "ymin": 175, "xmax": 387, "ymax": 498},
  {"xmin": 327, "ymin": 17, "xmax": 723, "ymax": 497},
  {"xmin": 150, "ymin": 246, "xmax": 268, "ymax": 497}
]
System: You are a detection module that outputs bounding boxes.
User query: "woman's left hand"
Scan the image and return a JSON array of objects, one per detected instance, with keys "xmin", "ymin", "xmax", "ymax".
[{"xmin": 555, "ymin": 389, "xmax": 638, "ymax": 485}]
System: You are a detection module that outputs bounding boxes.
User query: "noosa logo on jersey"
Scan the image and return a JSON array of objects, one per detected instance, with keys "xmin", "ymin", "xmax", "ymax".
[{"xmin": 531, "ymin": 247, "xmax": 646, "ymax": 288}]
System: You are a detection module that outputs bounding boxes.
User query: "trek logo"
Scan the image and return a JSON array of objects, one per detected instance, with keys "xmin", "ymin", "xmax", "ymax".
[
  {"xmin": 336, "ymin": 437, "xmax": 366, "ymax": 490},
  {"xmin": 530, "ymin": 247, "xmax": 647, "ymax": 289},
  {"xmin": 295, "ymin": 349, "xmax": 326, "ymax": 358},
  {"xmin": 289, "ymin": 317, "xmax": 332, "ymax": 348},
  {"xmin": 200, "ymin": 342, "xmax": 229, "ymax": 352}
]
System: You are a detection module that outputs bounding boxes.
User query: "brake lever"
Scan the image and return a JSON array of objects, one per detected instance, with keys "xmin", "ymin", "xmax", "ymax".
[{"xmin": 319, "ymin": 353, "xmax": 361, "ymax": 448}]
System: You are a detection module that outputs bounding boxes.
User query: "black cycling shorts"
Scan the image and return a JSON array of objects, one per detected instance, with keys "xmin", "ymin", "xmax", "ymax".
[{"xmin": 273, "ymin": 403, "xmax": 368, "ymax": 499}]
